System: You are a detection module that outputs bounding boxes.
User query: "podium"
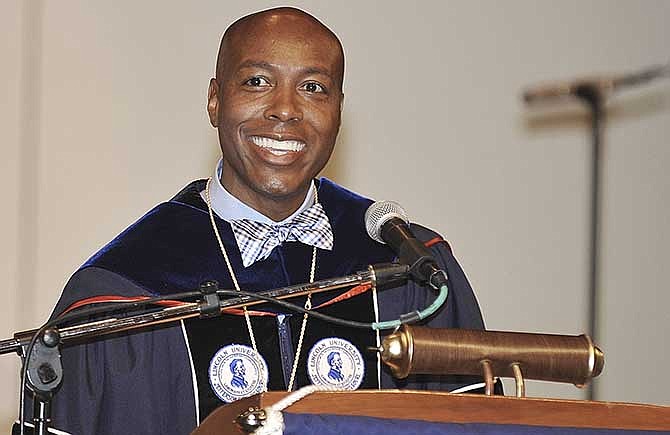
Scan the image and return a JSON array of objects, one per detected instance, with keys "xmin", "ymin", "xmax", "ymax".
[{"xmin": 192, "ymin": 390, "xmax": 670, "ymax": 434}]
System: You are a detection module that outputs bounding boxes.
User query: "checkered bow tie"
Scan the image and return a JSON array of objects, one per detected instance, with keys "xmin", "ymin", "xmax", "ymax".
[{"xmin": 230, "ymin": 202, "xmax": 334, "ymax": 267}]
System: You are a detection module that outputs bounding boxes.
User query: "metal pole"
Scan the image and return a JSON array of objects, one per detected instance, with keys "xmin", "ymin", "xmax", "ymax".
[
  {"xmin": 574, "ymin": 84, "xmax": 604, "ymax": 401},
  {"xmin": 33, "ymin": 395, "xmax": 51, "ymax": 435}
]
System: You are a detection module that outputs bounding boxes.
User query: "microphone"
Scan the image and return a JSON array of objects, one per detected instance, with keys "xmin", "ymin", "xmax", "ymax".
[
  {"xmin": 365, "ymin": 201, "xmax": 447, "ymax": 288},
  {"xmin": 522, "ymin": 61, "xmax": 670, "ymax": 104}
]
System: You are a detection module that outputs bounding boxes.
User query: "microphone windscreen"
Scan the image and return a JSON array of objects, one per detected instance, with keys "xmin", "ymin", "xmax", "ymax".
[{"xmin": 365, "ymin": 201, "xmax": 409, "ymax": 244}]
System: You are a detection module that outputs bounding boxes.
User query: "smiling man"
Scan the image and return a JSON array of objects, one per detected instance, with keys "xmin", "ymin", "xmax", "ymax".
[
  {"xmin": 208, "ymin": 9, "xmax": 344, "ymax": 221},
  {"xmin": 25, "ymin": 7, "xmax": 487, "ymax": 435}
]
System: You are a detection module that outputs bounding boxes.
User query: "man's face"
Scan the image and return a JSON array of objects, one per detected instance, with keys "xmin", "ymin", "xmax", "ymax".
[
  {"xmin": 208, "ymin": 13, "xmax": 343, "ymax": 218},
  {"xmin": 331, "ymin": 353, "xmax": 342, "ymax": 370},
  {"xmin": 235, "ymin": 361, "xmax": 245, "ymax": 376}
]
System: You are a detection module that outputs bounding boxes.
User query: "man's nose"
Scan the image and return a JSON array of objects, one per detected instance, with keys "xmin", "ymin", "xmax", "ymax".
[{"xmin": 263, "ymin": 86, "xmax": 303, "ymax": 122}]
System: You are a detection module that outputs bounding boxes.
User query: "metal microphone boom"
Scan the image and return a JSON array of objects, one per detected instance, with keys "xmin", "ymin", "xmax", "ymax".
[{"xmin": 0, "ymin": 263, "xmax": 408, "ymax": 356}]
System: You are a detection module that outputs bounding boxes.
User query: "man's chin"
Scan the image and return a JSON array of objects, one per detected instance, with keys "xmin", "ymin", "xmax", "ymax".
[{"xmin": 257, "ymin": 177, "xmax": 311, "ymax": 201}]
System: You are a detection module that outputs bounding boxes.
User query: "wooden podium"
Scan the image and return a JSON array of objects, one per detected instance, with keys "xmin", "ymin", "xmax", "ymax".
[{"xmin": 192, "ymin": 390, "xmax": 670, "ymax": 434}]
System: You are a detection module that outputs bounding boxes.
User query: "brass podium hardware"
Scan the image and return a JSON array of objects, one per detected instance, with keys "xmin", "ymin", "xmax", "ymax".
[
  {"xmin": 511, "ymin": 363, "xmax": 525, "ymax": 397},
  {"xmin": 379, "ymin": 325, "xmax": 604, "ymax": 394},
  {"xmin": 235, "ymin": 407, "xmax": 267, "ymax": 432},
  {"xmin": 480, "ymin": 360, "xmax": 494, "ymax": 396}
]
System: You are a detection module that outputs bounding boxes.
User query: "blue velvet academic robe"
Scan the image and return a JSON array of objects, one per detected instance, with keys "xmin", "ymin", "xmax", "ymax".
[{"xmin": 21, "ymin": 178, "xmax": 485, "ymax": 435}]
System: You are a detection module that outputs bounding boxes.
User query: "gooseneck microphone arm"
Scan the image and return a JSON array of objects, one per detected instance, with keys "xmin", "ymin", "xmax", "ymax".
[
  {"xmin": 365, "ymin": 200, "xmax": 448, "ymax": 289},
  {"xmin": 0, "ymin": 263, "xmax": 409, "ymax": 356},
  {"xmin": 380, "ymin": 217, "xmax": 448, "ymax": 288}
]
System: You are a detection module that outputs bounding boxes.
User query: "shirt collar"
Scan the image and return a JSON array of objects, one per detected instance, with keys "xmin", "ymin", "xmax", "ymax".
[{"xmin": 202, "ymin": 159, "xmax": 316, "ymax": 225}]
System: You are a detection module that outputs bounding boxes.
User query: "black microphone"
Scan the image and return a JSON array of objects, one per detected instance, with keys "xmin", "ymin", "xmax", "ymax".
[
  {"xmin": 522, "ymin": 61, "xmax": 670, "ymax": 104},
  {"xmin": 365, "ymin": 201, "xmax": 447, "ymax": 288}
]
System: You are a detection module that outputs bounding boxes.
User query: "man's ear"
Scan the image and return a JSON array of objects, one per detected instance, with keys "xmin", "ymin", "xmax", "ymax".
[
  {"xmin": 207, "ymin": 78, "xmax": 220, "ymax": 127},
  {"xmin": 336, "ymin": 92, "xmax": 345, "ymax": 130}
]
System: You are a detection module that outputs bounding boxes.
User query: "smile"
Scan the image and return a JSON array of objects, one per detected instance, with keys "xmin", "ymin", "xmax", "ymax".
[{"xmin": 250, "ymin": 136, "xmax": 306, "ymax": 156}]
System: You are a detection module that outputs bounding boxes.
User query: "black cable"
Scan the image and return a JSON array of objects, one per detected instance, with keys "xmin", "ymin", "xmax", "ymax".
[
  {"xmin": 55, "ymin": 291, "xmax": 202, "ymax": 322},
  {"xmin": 216, "ymin": 289, "xmax": 375, "ymax": 329}
]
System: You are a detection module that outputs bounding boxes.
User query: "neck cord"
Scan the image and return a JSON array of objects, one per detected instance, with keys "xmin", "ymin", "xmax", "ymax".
[{"xmin": 205, "ymin": 178, "xmax": 317, "ymax": 392}]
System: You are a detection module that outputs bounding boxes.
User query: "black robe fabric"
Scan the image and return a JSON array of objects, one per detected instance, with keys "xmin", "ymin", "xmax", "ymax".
[{"xmin": 23, "ymin": 178, "xmax": 485, "ymax": 435}]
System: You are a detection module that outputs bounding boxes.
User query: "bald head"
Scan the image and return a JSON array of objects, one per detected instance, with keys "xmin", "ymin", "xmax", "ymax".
[{"xmin": 216, "ymin": 7, "xmax": 345, "ymax": 90}]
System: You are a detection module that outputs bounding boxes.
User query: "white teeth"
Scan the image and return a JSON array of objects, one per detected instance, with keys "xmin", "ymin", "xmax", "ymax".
[{"xmin": 250, "ymin": 136, "xmax": 305, "ymax": 154}]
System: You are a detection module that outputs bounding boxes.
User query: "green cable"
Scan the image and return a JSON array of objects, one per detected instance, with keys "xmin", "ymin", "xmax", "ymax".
[{"xmin": 371, "ymin": 283, "xmax": 449, "ymax": 331}]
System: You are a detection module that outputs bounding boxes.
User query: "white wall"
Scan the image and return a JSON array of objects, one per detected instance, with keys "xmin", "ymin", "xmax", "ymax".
[
  {"xmin": 1, "ymin": 0, "xmax": 669, "ymax": 428},
  {"xmin": 0, "ymin": 0, "xmax": 24, "ymax": 426}
]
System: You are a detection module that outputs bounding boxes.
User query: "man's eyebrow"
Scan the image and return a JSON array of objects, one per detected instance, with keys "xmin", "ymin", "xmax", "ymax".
[
  {"xmin": 236, "ymin": 60, "xmax": 333, "ymax": 79},
  {"xmin": 301, "ymin": 66, "xmax": 333, "ymax": 78},
  {"xmin": 237, "ymin": 60, "xmax": 275, "ymax": 71}
]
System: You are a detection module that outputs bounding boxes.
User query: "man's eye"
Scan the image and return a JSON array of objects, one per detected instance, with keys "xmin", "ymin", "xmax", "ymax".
[
  {"xmin": 301, "ymin": 82, "xmax": 326, "ymax": 94},
  {"xmin": 244, "ymin": 76, "xmax": 270, "ymax": 87}
]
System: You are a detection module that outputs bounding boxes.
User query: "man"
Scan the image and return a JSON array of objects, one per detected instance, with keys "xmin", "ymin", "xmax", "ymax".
[
  {"xmin": 327, "ymin": 351, "xmax": 344, "ymax": 382},
  {"xmin": 22, "ymin": 7, "xmax": 485, "ymax": 435},
  {"xmin": 229, "ymin": 359, "xmax": 248, "ymax": 389}
]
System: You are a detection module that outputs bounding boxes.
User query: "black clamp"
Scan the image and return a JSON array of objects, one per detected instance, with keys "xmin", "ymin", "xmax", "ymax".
[
  {"xmin": 198, "ymin": 280, "xmax": 221, "ymax": 318},
  {"xmin": 26, "ymin": 328, "xmax": 63, "ymax": 399}
]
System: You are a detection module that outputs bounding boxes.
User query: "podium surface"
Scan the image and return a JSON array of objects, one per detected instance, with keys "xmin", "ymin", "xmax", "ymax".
[{"xmin": 193, "ymin": 390, "xmax": 670, "ymax": 434}]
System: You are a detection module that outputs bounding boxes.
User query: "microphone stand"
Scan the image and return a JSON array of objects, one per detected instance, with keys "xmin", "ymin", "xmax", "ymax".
[
  {"xmin": 573, "ymin": 83, "xmax": 604, "ymax": 401},
  {"xmin": 523, "ymin": 62, "xmax": 669, "ymax": 401},
  {"xmin": 1, "ymin": 263, "xmax": 407, "ymax": 435}
]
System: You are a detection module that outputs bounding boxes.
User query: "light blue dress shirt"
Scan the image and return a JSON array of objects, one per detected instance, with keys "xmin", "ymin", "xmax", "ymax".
[{"xmin": 201, "ymin": 159, "xmax": 316, "ymax": 224}]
